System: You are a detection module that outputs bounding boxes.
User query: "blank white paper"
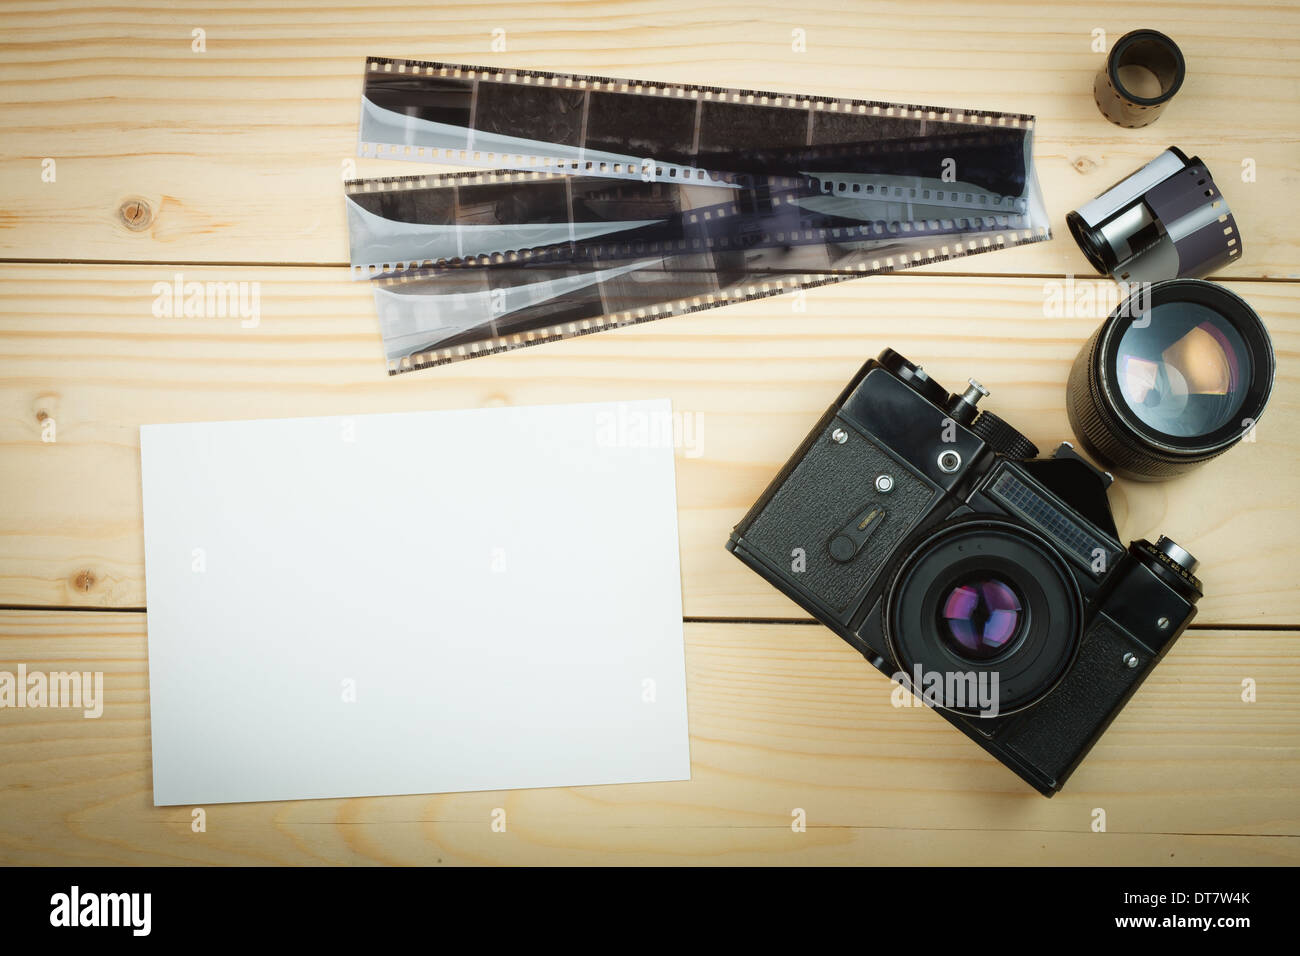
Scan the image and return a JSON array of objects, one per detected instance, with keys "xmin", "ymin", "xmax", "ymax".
[{"xmin": 140, "ymin": 400, "xmax": 690, "ymax": 805}]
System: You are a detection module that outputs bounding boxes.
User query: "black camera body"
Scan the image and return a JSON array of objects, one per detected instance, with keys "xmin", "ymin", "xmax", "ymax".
[{"xmin": 726, "ymin": 349, "xmax": 1203, "ymax": 795}]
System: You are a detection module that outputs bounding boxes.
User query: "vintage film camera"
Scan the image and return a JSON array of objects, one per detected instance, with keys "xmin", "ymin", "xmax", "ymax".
[{"xmin": 726, "ymin": 349, "xmax": 1203, "ymax": 795}]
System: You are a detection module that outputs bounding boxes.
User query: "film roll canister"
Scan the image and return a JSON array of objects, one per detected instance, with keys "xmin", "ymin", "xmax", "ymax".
[
  {"xmin": 1066, "ymin": 147, "xmax": 1242, "ymax": 282},
  {"xmin": 1094, "ymin": 29, "xmax": 1185, "ymax": 128}
]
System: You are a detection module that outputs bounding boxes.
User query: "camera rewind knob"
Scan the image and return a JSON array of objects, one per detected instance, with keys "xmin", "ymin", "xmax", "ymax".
[
  {"xmin": 947, "ymin": 378, "xmax": 990, "ymax": 425},
  {"xmin": 970, "ymin": 412, "xmax": 1039, "ymax": 460}
]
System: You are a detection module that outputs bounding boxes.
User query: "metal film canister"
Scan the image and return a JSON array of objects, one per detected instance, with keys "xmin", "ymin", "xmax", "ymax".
[
  {"xmin": 1094, "ymin": 29, "xmax": 1185, "ymax": 128},
  {"xmin": 1066, "ymin": 147, "xmax": 1242, "ymax": 283}
]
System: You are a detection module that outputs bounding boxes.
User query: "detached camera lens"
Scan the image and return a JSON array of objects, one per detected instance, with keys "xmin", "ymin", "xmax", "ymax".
[
  {"xmin": 1068, "ymin": 279, "xmax": 1275, "ymax": 480},
  {"xmin": 1115, "ymin": 302, "xmax": 1250, "ymax": 437}
]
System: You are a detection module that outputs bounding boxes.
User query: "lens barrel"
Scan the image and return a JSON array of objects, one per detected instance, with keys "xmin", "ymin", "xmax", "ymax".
[
  {"xmin": 884, "ymin": 518, "xmax": 1083, "ymax": 716},
  {"xmin": 1067, "ymin": 279, "xmax": 1274, "ymax": 480}
]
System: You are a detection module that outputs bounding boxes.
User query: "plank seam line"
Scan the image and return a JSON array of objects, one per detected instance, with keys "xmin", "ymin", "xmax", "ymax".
[
  {"xmin": 0, "ymin": 608, "xmax": 1294, "ymax": 632},
  {"xmin": 683, "ymin": 616, "xmax": 1297, "ymax": 631},
  {"xmin": 0, "ymin": 259, "xmax": 1296, "ymax": 284},
  {"xmin": 268, "ymin": 822, "xmax": 1300, "ymax": 837},
  {"xmin": 0, "ymin": 604, "xmax": 146, "ymax": 614}
]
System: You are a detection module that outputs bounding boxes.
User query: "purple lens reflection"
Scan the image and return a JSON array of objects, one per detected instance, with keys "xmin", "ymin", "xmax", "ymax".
[{"xmin": 939, "ymin": 577, "xmax": 1022, "ymax": 661}]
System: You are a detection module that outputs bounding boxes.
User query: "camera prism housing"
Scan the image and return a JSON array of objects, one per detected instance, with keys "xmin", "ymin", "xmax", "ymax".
[{"xmin": 726, "ymin": 349, "xmax": 1202, "ymax": 795}]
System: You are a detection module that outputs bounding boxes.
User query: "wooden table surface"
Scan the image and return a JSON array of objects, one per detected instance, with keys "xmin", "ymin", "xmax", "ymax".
[{"xmin": 2, "ymin": 0, "xmax": 1297, "ymax": 865}]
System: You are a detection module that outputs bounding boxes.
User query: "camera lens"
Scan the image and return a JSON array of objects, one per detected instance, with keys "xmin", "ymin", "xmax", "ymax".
[
  {"xmin": 884, "ymin": 518, "xmax": 1082, "ymax": 716},
  {"xmin": 1114, "ymin": 302, "xmax": 1249, "ymax": 436},
  {"xmin": 937, "ymin": 576, "xmax": 1024, "ymax": 662},
  {"xmin": 1067, "ymin": 279, "xmax": 1274, "ymax": 480}
]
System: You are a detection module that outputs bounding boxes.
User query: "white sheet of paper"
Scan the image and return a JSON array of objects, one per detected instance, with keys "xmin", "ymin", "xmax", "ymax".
[{"xmin": 140, "ymin": 399, "xmax": 690, "ymax": 805}]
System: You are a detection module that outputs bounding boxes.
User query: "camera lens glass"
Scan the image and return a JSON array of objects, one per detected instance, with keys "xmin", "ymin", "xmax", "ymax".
[
  {"xmin": 1067, "ymin": 279, "xmax": 1274, "ymax": 479},
  {"xmin": 885, "ymin": 519, "xmax": 1083, "ymax": 716},
  {"xmin": 937, "ymin": 575, "xmax": 1023, "ymax": 662},
  {"xmin": 1115, "ymin": 301, "xmax": 1251, "ymax": 439}
]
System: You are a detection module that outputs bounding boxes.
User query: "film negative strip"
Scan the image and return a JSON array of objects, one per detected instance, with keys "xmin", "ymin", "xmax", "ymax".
[
  {"xmin": 346, "ymin": 167, "xmax": 1036, "ymax": 279},
  {"xmin": 358, "ymin": 57, "xmax": 1040, "ymax": 186},
  {"xmin": 372, "ymin": 219, "xmax": 1049, "ymax": 374},
  {"xmin": 352, "ymin": 58, "xmax": 1051, "ymax": 374}
]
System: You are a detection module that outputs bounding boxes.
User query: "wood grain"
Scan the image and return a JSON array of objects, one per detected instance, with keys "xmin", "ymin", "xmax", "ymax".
[
  {"xmin": 1, "ymin": 266, "xmax": 1295, "ymax": 622},
  {"xmin": 1, "ymin": 1, "xmax": 1297, "ymax": 275},
  {"xmin": 0, "ymin": 612, "xmax": 1295, "ymax": 865},
  {"xmin": 1, "ymin": 0, "xmax": 1297, "ymax": 868}
]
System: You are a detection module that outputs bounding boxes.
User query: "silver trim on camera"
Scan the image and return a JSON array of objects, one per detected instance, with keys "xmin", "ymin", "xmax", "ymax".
[{"xmin": 937, "ymin": 450, "xmax": 962, "ymax": 473}]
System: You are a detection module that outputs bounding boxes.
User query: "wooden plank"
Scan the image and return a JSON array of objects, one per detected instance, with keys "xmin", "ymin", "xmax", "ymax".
[
  {"xmin": 0, "ymin": 612, "xmax": 1294, "ymax": 865},
  {"xmin": 1, "ymin": 1, "xmax": 1297, "ymax": 276},
  {"xmin": 1, "ymin": 265, "xmax": 1296, "ymax": 622}
]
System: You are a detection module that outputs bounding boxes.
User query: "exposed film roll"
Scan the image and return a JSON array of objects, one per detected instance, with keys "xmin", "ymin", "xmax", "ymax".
[{"xmin": 1094, "ymin": 29, "xmax": 1185, "ymax": 128}]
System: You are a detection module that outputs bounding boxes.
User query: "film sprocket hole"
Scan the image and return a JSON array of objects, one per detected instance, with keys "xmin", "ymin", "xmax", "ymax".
[{"xmin": 726, "ymin": 348, "xmax": 1203, "ymax": 796}]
